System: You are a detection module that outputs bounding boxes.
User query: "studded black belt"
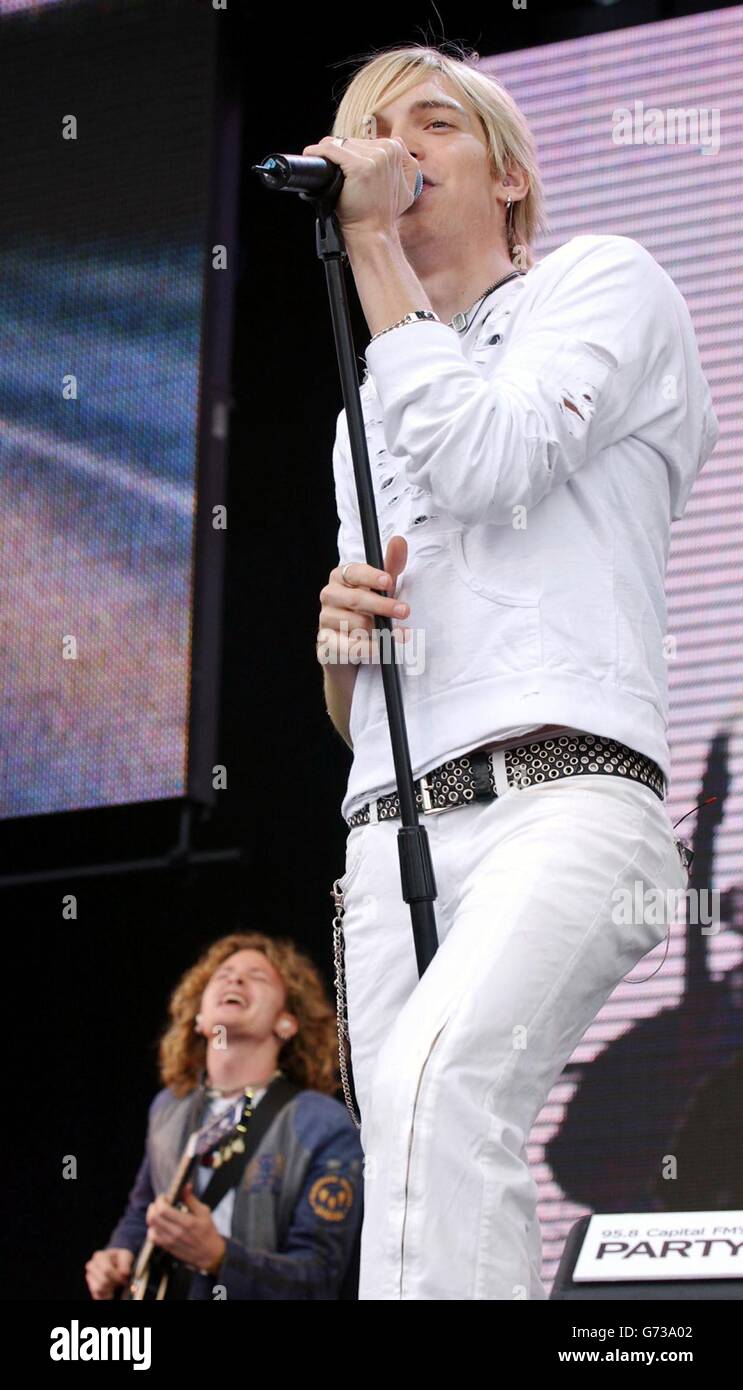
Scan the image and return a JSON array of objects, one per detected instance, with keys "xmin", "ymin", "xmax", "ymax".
[{"xmin": 346, "ymin": 733, "xmax": 666, "ymax": 828}]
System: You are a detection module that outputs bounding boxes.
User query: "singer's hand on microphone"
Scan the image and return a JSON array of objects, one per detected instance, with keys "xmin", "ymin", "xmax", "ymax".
[{"xmin": 301, "ymin": 135, "xmax": 420, "ymax": 237}]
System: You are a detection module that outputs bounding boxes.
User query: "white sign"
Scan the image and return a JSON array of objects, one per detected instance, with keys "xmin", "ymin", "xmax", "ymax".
[{"xmin": 573, "ymin": 1211, "xmax": 743, "ymax": 1282}]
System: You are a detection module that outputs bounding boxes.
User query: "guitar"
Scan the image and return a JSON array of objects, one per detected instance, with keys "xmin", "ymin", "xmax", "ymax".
[{"xmin": 121, "ymin": 1097, "xmax": 247, "ymax": 1302}]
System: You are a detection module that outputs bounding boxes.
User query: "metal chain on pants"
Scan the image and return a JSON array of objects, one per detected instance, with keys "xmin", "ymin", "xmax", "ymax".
[{"xmin": 331, "ymin": 877, "xmax": 362, "ymax": 1130}]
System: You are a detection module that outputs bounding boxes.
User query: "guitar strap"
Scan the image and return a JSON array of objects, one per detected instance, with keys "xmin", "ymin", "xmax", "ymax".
[{"xmin": 198, "ymin": 1074, "xmax": 301, "ymax": 1212}]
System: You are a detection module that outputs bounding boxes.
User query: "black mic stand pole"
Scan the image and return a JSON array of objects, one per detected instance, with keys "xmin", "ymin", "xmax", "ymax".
[{"xmin": 255, "ymin": 167, "xmax": 439, "ymax": 975}]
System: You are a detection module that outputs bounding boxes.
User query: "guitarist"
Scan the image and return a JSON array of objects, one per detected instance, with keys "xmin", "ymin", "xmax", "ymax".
[{"xmin": 85, "ymin": 932, "xmax": 364, "ymax": 1300}]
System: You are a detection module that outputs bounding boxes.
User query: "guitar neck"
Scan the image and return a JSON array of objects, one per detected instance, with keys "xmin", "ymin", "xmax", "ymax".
[{"xmin": 166, "ymin": 1148, "xmax": 197, "ymax": 1207}]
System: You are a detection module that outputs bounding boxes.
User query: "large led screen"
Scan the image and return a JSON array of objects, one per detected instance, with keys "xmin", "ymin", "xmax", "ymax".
[{"xmin": 0, "ymin": 0, "xmax": 215, "ymax": 818}]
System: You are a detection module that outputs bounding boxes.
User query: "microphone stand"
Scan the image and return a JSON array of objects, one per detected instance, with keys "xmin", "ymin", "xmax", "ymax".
[{"xmin": 253, "ymin": 165, "xmax": 439, "ymax": 975}]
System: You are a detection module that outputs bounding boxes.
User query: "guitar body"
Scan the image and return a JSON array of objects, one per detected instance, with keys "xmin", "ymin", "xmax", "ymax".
[{"xmin": 121, "ymin": 1240, "xmax": 179, "ymax": 1301}]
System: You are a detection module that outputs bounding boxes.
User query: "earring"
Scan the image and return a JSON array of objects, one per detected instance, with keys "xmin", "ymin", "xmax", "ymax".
[{"xmin": 194, "ymin": 1013, "xmax": 203, "ymax": 1032}]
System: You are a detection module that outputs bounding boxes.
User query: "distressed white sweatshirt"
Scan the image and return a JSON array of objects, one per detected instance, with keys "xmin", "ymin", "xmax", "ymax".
[{"xmin": 330, "ymin": 234, "xmax": 719, "ymax": 825}]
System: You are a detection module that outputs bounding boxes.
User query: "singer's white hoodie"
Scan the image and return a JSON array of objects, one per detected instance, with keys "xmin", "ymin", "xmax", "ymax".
[{"xmin": 330, "ymin": 234, "xmax": 719, "ymax": 825}]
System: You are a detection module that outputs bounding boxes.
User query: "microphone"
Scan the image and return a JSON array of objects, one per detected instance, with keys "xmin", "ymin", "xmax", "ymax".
[{"xmin": 251, "ymin": 153, "xmax": 424, "ymax": 206}]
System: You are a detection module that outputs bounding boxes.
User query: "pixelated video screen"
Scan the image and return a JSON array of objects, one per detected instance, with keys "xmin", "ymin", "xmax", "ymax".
[
  {"xmin": 488, "ymin": 5, "xmax": 743, "ymax": 1291},
  {"xmin": 0, "ymin": 0, "xmax": 215, "ymax": 818}
]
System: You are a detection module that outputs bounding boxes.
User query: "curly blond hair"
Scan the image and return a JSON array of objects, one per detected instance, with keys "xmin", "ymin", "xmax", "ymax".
[
  {"xmin": 329, "ymin": 40, "xmax": 549, "ymax": 265},
  {"xmin": 158, "ymin": 932, "xmax": 340, "ymax": 1098}
]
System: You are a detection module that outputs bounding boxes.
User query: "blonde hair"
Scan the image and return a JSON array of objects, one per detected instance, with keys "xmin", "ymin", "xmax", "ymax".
[
  {"xmin": 158, "ymin": 932, "xmax": 340, "ymax": 1098},
  {"xmin": 329, "ymin": 42, "xmax": 548, "ymax": 265}
]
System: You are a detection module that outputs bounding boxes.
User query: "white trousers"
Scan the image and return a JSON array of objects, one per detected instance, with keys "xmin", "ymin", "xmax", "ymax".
[{"xmin": 336, "ymin": 772, "xmax": 688, "ymax": 1300}]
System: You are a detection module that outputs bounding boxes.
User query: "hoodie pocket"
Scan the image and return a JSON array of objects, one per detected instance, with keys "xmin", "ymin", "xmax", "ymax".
[
  {"xmin": 448, "ymin": 529, "xmax": 537, "ymax": 607},
  {"xmin": 446, "ymin": 529, "xmax": 541, "ymax": 670}
]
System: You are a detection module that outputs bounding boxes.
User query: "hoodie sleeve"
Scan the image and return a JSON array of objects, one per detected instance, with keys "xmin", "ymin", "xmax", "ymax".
[
  {"xmin": 363, "ymin": 235, "xmax": 718, "ymax": 527},
  {"xmin": 105, "ymin": 1149, "xmax": 155, "ymax": 1255},
  {"xmin": 211, "ymin": 1099, "xmax": 363, "ymax": 1301},
  {"xmin": 104, "ymin": 1089, "xmax": 169, "ymax": 1254}
]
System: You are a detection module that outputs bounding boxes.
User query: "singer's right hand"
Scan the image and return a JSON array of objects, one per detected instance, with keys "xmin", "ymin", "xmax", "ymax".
[
  {"xmin": 301, "ymin": 135, "xmax": 421, "ymax": 235},
  {"xmin": 317, "ymin": 535, "xmax": 410, "ymax": 666}
]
